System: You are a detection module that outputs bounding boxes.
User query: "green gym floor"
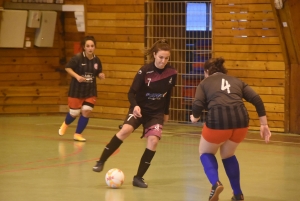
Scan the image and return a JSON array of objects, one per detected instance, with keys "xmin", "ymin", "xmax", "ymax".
[{"xmin": 0, "ymin": 116, "xmax": 299, "ymax": 201}]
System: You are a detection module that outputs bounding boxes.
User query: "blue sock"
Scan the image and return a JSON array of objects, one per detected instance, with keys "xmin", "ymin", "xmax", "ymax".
[
  {"xmin": 200, "ymin": 153, "xmax": 219, "ymax": 185},
  {"xmin": 65, "ymin": 113, "xmax": 76, "ymax": 125},
  {"xmin": 222, "ymin": 155, "xmax": 242, "ymax": 195},
  {"xmin": 75, "ymin": 115, "xmax": 89, "ymax": 134}
]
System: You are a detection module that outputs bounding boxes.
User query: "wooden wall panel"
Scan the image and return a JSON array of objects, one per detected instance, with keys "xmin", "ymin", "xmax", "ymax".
[
  {"xmin": 87, "ymin": 13, "xmax": 144, "ymax": 20},
  {"xmin": 216, "ymin": 0, "xmax": 270, "ymax": 4},
  {"xmin": 84, "ymin": 0, "xmax": 144, "ymax": 119},
  {"xmin": 0, "ymin": 0, "xmax": 296, "ymax": 134},
  {"xmin": 92, "ymin": 34, "xmax": 144, "ymax": 42},
  {"xmin": 272, "ymin": 0, "xmax": 300, "ymax": 133},
  {"xmin": 214, "ymin": 45, "xmax": 282, "ymax": 52},
  {"xmin": 61, "ymin": 0, "xmax": 145, "ymax": 120},
  {"xmin": 214, "ymin": 36, "xmax": 280, "ymax": 44},
  {"xmin": 87, "ymin": 0, "xmax": 145, "ymax": 4},
  {"xmin": 214, "ymin": 21, "xmax": 276, "ymax": 29},
  {"xmin": 237, "ymin": 78, "xmax": 284, "ymax": 87},
  {"xmin": 215, "ymin": 4, "xmax": 272, "ymax": 12},
  {"xmin": 223, "ymin": 61, "xmax": 285, "ymax": 70},
  {"xmin": 213, "ymin": 0, "xmax": 286, "ymax": 132},
  {"xmin": 0, "ymin": 0, "xmax": 84, "ymax": 115}
]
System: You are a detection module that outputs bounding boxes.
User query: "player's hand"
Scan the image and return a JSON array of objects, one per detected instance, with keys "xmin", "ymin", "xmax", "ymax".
[
  {"xmin": 77, "ymin": 76, "xmax": 86, "ymax": 83},
  {"xmin": 260, "ymin": 125, "xmax": 271, "ymax": 143},
  {"xmin": 98, "ymin": 73, "xmax": 105, "ymax": 79},
  {"xmin": 133, "ymin": 106, "xmax": 142, "ymax": 118},
  {"xmin": 190, "ymin": 114, "xmax": 200, "ymax": 123}
]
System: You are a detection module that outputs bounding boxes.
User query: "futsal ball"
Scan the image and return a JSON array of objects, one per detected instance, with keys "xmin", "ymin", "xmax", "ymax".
[{"xmin": 105, "ymin": 168, "xmax": 125, "ymax": 188}]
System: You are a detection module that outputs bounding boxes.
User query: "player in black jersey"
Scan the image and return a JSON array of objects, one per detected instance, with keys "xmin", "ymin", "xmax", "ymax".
[
  {"xmin": 58, "ymin": 36, "xmax": 105, "ymax": 142},
  {"xmin": 190, "ymin": 57, "xmax": 271, "ymax": 201},
  {"xmin": 92, "ymin": 39, "xmax": 177, "ymax": 188}
]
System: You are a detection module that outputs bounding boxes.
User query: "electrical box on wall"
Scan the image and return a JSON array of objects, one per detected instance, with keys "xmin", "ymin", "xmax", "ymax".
[
  {"xmin": 27, "ymin": 10, "xmax": 41, "ymax": 28},
  {"xmin": 0, "ymin": 10, "xmax": 28, "ymax": 48},
  {"xmin": 74, "ymin": 11, "xmax": 85, "ymax": 32},
  {"xmin": 34, "ymin": 11, "xmax": 57, "ymax": 47}
]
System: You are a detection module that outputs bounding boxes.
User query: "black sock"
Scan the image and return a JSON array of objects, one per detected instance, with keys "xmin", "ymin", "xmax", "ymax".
[
  {"xmin": 136, "ymin": 148, "xmax": 156, "ymax": 178},
  {"xmin": 98, "ymin": 135, "xmax": 123, "ymax": 163}
]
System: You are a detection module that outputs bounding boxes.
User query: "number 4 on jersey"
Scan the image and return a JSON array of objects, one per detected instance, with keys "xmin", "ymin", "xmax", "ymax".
[{"xmin": 221, "ymin": 78, "xmax": 231, "ymax": 93}]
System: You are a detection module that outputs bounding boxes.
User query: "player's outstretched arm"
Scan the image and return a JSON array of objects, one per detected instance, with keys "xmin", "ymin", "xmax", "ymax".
[{"xmin": 259, "ymin": 116, "xmax": 271, "ymax": 143}]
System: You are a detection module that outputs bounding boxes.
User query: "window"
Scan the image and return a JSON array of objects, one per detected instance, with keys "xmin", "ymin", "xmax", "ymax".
[{"xmin": 186, "ymin": 2, "xmax": 212, "ymax": 31}]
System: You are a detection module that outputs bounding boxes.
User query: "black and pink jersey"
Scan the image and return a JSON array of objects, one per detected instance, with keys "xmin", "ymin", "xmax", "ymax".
[
  {"xmin": 192, "ymin": 72, "xmax": 266, "ymax": 129},
  {"xmin": 66, "ymin": 52, "xmax": 102, "ymax": 98},
  {"xmin": 128, "ymin": 62, "xmax": 177, "ymax": 116}
]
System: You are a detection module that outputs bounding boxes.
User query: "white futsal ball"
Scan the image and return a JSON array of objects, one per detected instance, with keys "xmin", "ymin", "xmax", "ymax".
[{"xmin": 105, "ymin": 168, "xmax": 125, "ymax": 188}]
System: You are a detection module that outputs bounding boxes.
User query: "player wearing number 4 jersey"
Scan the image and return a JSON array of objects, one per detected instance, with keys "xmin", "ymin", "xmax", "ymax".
[
  {"xmin": 190, "ymin": 57, "xmax": 271, "ymax": 201},
  {"xmin": 92, "ymin": 39, "xmax": 177, "ymax": 188}
]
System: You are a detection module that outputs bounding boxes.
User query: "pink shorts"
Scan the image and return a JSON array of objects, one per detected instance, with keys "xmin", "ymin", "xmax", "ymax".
[{"xmin": 144, "ymin": 124, "xmax": 163, "ymax": 139}]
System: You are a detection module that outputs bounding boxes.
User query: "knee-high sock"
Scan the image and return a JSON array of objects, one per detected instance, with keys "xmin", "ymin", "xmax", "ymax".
[
  {"xmin": 65, "ymin": 113, "xmax": 76, "ymax": 125},
  {"xmin": 222, "ymin": 155, "xmax": 242, "ymax": 195},
  {"xmin": 75, "ymin": 115, "xmax": 89, "ymax": 134},
  {"xmin": 200, "ymin": 153, "xmax": 219, "ymax": 185},
  {"xmin": 99, "ymin": 135, "xmax": 123, "ymax": 163},
  {"xmin": 136, "ymin": 148, "xmax": 156, "ymax": 178}
]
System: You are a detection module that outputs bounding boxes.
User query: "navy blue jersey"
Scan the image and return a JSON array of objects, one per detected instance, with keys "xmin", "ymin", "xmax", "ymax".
[
  {"xmin": 128, "ymin": 62, "xmax": 177, "ymax": 116},
  {"xmin": 192, "ymin": 72, "xmax": 265, "ymax": 129},
  {"xmin": 66, "ymin": 52, "xmax": 102, "ymax": 98}
]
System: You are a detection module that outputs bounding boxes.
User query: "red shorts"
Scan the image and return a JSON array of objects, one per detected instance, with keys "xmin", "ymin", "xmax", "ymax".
[
  {"xmin": 202, "ymin": 124, "xmax": 248, "ymax": 144},
  {"xmin": 68, "ymin": 96, "xmax": 96, "ymax": 109}
]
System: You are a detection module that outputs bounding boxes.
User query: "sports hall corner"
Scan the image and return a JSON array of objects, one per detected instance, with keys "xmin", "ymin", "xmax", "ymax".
[{"xmin": 0, "ymin": 0, "xmax": 300, "ymax": 201}]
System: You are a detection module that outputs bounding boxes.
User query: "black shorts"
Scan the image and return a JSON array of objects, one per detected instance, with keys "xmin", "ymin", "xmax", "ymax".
[{"xmin": 123, "ymin": 108, "xmax": 164, "ymax": 139}]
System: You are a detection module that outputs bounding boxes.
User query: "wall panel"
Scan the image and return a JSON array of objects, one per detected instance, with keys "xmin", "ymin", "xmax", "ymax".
[
  {"xmin": 0, "ymin": 0, "xmax": 84, "ymax": 115},
  {"xmin": 85, "ymin": 0, "xmax": 144, "ymax": 119},
  {"xmin": 213, "ymin": 0, "xmax": 286, "ymax": 132},
  {"xmin": 0, "ymin": 0, "xmax": 295, "ymax": 133}
]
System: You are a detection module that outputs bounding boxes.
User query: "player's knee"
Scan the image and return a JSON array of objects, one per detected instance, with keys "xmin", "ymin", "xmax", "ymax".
[
  {"xmin": 82, "ymin": 105, "xmax": 93, "ymax": 111},
  {"xmin": 69, "ymin": 109, "xmax": 81, "ymax": 117},
  {"xmin": 116, "ymin": 131, "xmax": 131, "ymax": 140},
  {"xmin": 147, "ymin": 136, "xmax": 159, "ymax": 147},
  {"xmin": 220, "ymin": 148, "xmax": 235, "ymax": 159},
  {"xmin": 81, "ymin": 105, "xmax": 93, "ymax": 117},
  {"xmin": 220, "ymin": 152, "xmax": 235, "ymax": 159}
]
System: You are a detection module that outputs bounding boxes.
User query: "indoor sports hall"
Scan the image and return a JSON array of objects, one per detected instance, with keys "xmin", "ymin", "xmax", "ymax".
[
  {"xmin": 1, "ymin": 0, "xmax": 300, "ymax": 201},
  {"xmin": 1, "ymin": 116, "xmax": 300, "ymax": 201}
]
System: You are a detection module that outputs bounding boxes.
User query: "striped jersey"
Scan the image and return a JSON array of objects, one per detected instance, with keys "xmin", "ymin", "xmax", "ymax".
[
  {"xmin": 128, "ymin": 62, "xmax": 177, "ymax": 116},
  {"xmin": 192, "ymin": 72, "xmax": 266, "ymax": 129},
  {"xmin": 66, "ymin": 52, "xmax": 102, "ymax": 98}
]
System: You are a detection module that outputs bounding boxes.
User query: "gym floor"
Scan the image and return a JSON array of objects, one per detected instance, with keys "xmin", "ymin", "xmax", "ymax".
[{"xmin": 0, "ymin": 116, "xmax": 299, "ymax": 201}]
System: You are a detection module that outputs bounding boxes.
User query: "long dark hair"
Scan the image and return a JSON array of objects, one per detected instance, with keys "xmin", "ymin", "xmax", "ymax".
[
  {"xmin": 204, "ymin": 57, "xmax": 228, "ymax": 75},
  {"xmin": 81, "ymin": 35, "xmax": 96, "ymax": 50},
  {"xmin": 145, "ymin": 39, "xmax": 171, "ymax": 61}
]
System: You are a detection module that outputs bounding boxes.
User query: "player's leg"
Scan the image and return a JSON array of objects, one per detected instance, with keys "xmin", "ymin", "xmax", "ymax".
[
  {"xmin": 93, "ymin": 109, "xmax": 140, "ymax": 172},
  {"xmin": 58, "ymin": 97, "xmax": 81, "ymax": 136},
  {"xmin": 220, "ymin": 127, "xmax": 248, "ymax": 201},
  {"xmin": 200, "ymin": 137, "xmax": 223, "ymax": 201},
  {"xmin": 73, "ymin": 105, "xmax": 91, "ymax": 142},
  {"xmin": 199, "ymin": 125, "xmax": 232, "ymax": 201},
  {"xmin": 73, "ymin": 97, "xmax": 96, "ymax": 142},
  {"xmin": 133, "ymin": 120, "xmax": 162, "ymax": 188}
]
